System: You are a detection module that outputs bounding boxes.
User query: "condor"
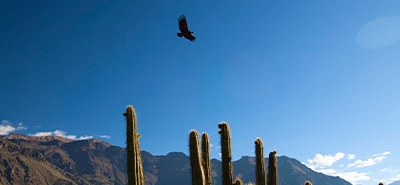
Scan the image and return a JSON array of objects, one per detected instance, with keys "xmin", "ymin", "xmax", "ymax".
[{"xmin": 177, "ymin": 14, "xmax": 196, "ymax": 42}]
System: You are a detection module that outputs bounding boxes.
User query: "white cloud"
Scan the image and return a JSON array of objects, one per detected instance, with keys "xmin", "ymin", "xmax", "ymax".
[
  {"xmin": 337, "ymin": 171, "xmax": 371, "ymax": 185},
  {"xmin": 79, "ymin": 135, "xmax": 94, "ymax": 140},
  {"xmin": 210, "ymin": 143, "xmax": 213, "ymax": 148},
  {"xmin": 390, "ymin": 174, "xmax": 400, "ymax": 181},
  {"xmin": 29, "ymin": 130, "xmax": 93, "ymax": 140},
  {"xmin": 306, "ymin": 152, "xmax": 345, "ymax": 169},
  {"xmin": 313, "ymin": 168, "xmax": 370, "ymax": 185},
  {"xmin": 347, "ymin": 151, "xmax": 390, "ymax": 168},
  {"xmin": 374, "ymin": 156, "xmax": 386, "ymax": 162},
  {"xmin": 347, "ymin": 154, "xmax": 356, "ymax": 160},
  {"xmin": 373, "ymin": 174, "xmax": 400, "ymax": 185},
  {"xmin": 99, "ymin": 135, "xmax": 111, "ymax": 139},
  {"xmin": 0, "ymin": 120, "xmax": 27, "ymax": 135},
  {"xmin": 381, "ymin": 167, "xmax": 398, "ymax": 173},
  {"xmin": 304, "ymin": 152, "xmax": 393, "ymax": 185},
  {"xmin": 372, "ymin": 151, "xmax": 390, "ymax": 157},
  {"xmin": 317, "ymin": 168, "xmax": 338, "ymax": 174},
  {"xmin": 218, "ymin": 153, "xmax": 222, "ymax": 157},
  {"xmin": 374, "ymin": 177, "xmax": 397, "ymax": 185},
  {"xmin": 347, "ymin": 158, "xmax": 376, "ymax": 168},
  {"xmin": 0, "ymin": 124, "xmax": 16, "ymax": 135},
  {"xmin": 33, "ymin": 132, "xmax": 53, "ymax": 136},
  {"xmin": 17, "ymin": 123, "xmax": 27, "ymax": 130}
]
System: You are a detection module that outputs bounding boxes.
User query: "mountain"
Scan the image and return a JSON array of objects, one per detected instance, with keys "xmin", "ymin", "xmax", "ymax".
[{"xmin": 0, "ymin": 133, "xmax": 351, "ymax": 185}]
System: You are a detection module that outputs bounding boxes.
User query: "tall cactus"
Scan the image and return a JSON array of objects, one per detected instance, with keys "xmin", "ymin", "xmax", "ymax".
[
  {"xmin": 123, "ymin": 105, "xmax": 145, "ymax": 185},
  {"xmin": 255, "ymin": 138, "xmax": 266, "ymax": 185},
  {"xmin": 189, "ymin": 130, "xmax": 206, "ymax": 185},
  {"xmin": 218, "ymin": 122, "xmax": 234, "ymax": 185},
  {"xmin": 267, "ymin": 151, "xmax": 278, "ymax": 185},
  {"xmin": 201, "ymin": 133, "xmax": 212, "ymax": 185}
]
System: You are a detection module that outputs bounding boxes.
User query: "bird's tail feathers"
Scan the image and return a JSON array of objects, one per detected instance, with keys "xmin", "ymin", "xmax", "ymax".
[{"xmin": 177, "ymin": 33, "xmax": 183, "ymax": 37}]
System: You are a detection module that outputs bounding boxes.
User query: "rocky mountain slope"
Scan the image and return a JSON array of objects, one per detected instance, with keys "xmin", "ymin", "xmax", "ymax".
[{"xmin": 0, "ymin": 133, "xmax": 351, "ymax": 185}]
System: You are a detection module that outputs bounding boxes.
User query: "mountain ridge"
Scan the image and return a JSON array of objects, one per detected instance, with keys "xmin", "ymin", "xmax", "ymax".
[{"xmin": 0, "ymin": 133, "xmax": 352, "ymax": 185}]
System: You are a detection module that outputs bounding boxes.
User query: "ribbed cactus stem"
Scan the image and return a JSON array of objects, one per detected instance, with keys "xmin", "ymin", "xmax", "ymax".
[
  {"xmin": 218, "ymin": 122, "xmax": 233, "ymax": 185},
  {"xmin": 267, "ymin": 151, "xmax": 278, "ymax": 185},
  {"xmin": 189, "ymin": 130, "xmax": 206, "ymax": 185},
  {"xmin": 201, "ymin": 133, "xmax": 212, "ymax": 185},
  {"xmin": 304, "ymin": 181, "xmax": 312, "ymax": 185},
  {"xmin": 234, "ymin": 179, "xmax": 243, "ymax": 185},
  {"xmin": 123, "ymin": 105, "xmax": 145, "ymax": 185},
  {"xmin": 255, "ymin": 138, "xmax": 266, "ymax": 185}
]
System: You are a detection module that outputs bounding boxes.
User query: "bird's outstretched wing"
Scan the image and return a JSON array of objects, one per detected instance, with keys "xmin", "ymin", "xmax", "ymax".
[
  {"xmin": 178, "ymin": 14, "xmax": 189, "ymax": 32},
  {"xmin": 186, "ymin": 34, "xmax": 196, "ymax": 42}
]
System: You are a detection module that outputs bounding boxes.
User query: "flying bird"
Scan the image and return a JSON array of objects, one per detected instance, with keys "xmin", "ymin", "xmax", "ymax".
[{"xmin": 177, "ymin": 14, "xmax": 196, "ymax": 42}]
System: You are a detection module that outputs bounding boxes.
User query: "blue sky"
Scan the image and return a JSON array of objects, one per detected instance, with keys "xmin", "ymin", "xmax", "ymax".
[{"xmin": 1, "ymin": 0, "xmax": 400, "ymax": 184}]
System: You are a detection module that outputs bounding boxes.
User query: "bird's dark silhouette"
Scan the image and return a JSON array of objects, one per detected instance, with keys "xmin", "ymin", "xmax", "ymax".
[{"xmin": 177, "ymin": 14, "xmax": 196, "ymax": 42}]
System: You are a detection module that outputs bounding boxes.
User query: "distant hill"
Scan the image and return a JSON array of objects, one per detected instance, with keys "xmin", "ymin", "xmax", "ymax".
[{"xmin": 0, "ymin": 133, "xmax": 352, "ymax": 185}]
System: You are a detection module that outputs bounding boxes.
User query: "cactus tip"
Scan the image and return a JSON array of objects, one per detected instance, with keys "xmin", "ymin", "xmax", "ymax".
[
  {"xmin": 305, "ymin": 181, "xmax": 313, "ymax": 185},
  {"xmin": 190, "ymin": 130, "xmax": 198, "ymax": 135},
  {"xmin": 218, "ymin": 121, "xmax": 228, "ymax": 128},
  {"xmin": 126, "ymin": 105, "xmax": 135, "ymax": 112}
]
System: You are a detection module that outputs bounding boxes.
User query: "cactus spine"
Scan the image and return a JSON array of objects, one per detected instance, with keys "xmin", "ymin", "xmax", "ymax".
[
  {"xmin": 123, "ymin": 106, "xmax": 145, "ymax": 185},
  {"xmin": 189, "ymin": 130, "xmax": 206, "ymax": 185},
  {"xmin": 267, "ymin": 151, "xmax": 278, "ymax": 185},
  {"xmin": 201, "ymin": 133, "xmax": 212, "ymax": 185},
  {"xmin": 218, "ymin": 122, "xmax": 234, "ymax": 185},
  {"xmin": 255, "ymin": 138, "xmax": 266, "ymax": 185}
]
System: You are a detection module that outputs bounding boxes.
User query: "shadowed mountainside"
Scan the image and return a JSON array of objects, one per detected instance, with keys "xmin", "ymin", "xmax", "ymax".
[{"xmin": 0, "ymin": 133, "xmax": 351, "ymax": 185}]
